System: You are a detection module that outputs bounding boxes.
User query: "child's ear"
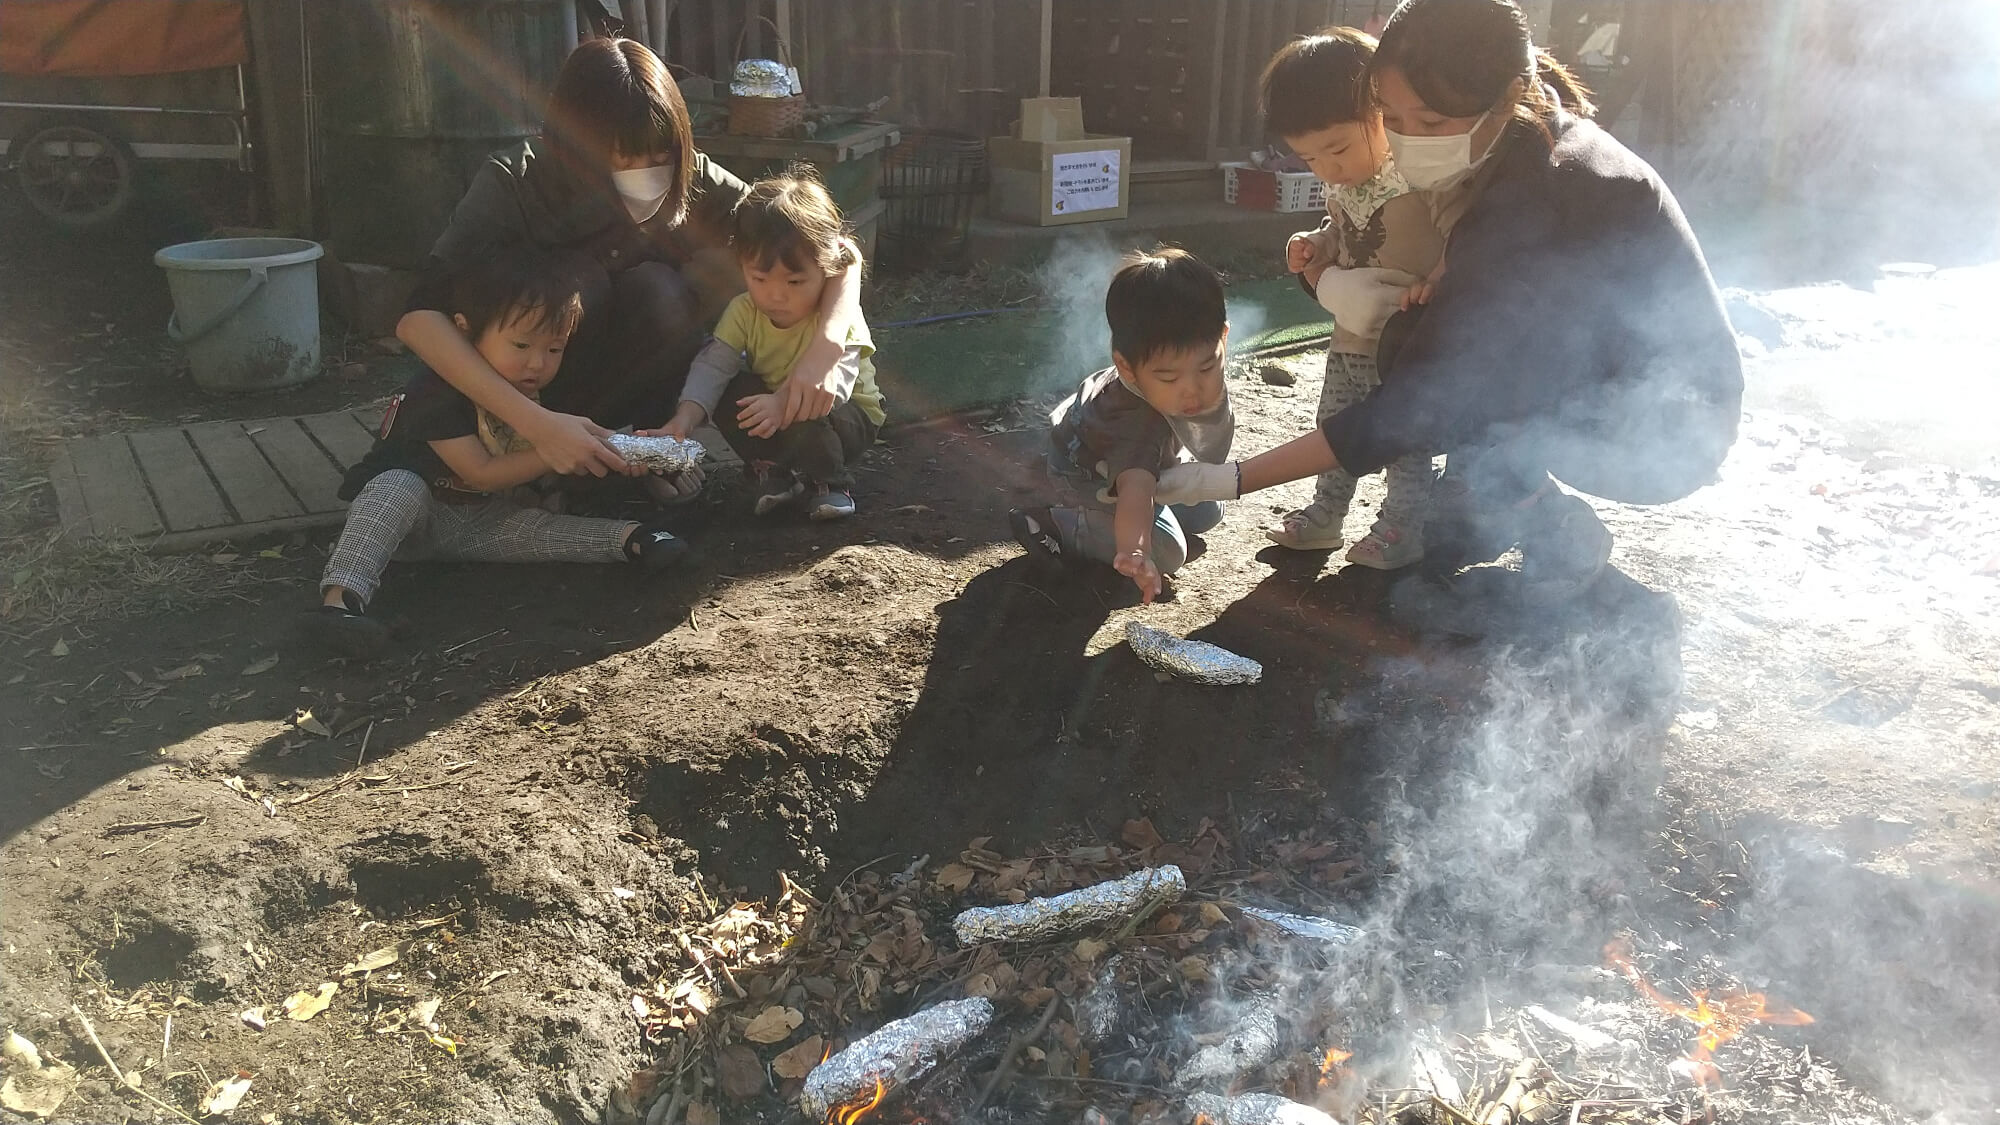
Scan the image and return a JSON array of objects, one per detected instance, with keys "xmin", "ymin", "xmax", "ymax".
[
  {"xmin": 1111, "ymin": 351, "xmax": 1136, "ymax": 382},
  {"xmin": 451, "ymin": 313, "xmax": 472, "ymax": 335}
]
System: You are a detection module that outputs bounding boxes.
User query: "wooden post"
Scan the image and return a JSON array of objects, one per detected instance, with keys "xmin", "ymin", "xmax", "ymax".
[
  {"xmin": 245, "ymin": 0, "xmax": 313, "ymax": 235},
  {"xmin": 1038, "ymin": 0, "xmax": 1053, "ymax": 97}
]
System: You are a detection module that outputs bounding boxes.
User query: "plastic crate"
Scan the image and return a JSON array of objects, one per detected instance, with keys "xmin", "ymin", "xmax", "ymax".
[{"xmin": 1221, "ymin": 162, "xmax": 1327, "ymax": 213}]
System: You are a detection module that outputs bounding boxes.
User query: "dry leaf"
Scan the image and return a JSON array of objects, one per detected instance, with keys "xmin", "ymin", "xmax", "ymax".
[
  {"xmin": 964, "ymin": 972, "xmax": 998, "ymax": 999},
  {"xmin": 49, "ymin": 639, "xmax": 68, "ymax": 659},
  {"xmin": 241, "ymin": 655, "xmax": 279, "ymax": 677},
  {"xmin": 240, "ymin": 1007, "xmax": 267, "ymax": 1031},
  {"xmin": 199, "ymin": 1075, "xmax": 253, "ymax": 1116},
  {"xmin": 292, "ymin": 709, "xmax": 331, "ymax": 738},
  {"xmin": 934, "ymin": 862, "xmax": 976, "ymax": 893},
  {"xmin": 1178, "ymin": 956, "xmax": 1211, "ymax": 982},
  {"xmin": 685, "ymin": 1102, "xmax": 721, "ymax": 1125},
  {"xmin": 1120, "ymin": 818, "xmax": 1166, "ymax": 850},
  {"xmin": 411, "ymin": 998, "xmax": 441, "ymax": 1030},
  {"xmin": 1, "ymin": 1063, "xmax": 77, "ymax": 1119},
  {"xmin": 742, "ymin": 1005, "xmax": 803, "ymax": 1044},
  {"xmin": 1199, "ymin": 902, "xmax": 1228, "ymax": 926},
  {"xmin": 426, "ymin": 1033, "xmax": 457, "ymax": 1056},
  {"xmin": 157, "ymin": 663, "xmax": 204, "ymax": 681},
  {"xmin": 282, "ymin": 982, "xmax": 337, "ymax": 1021},
  {"xmin": 717, "ymin": 1044, "xmax": 765, "ymax": 1100},
  {"xmin": 1074, "ymin": 938, "xmax": 1110, "ymax": 963},
  {"xmin": 340, "ymin": 945, "xmax": 401, "ymax": 976},
  {"xmin": 771, "ymin": 1035, "xmax": 824, "ymax": 1079}
]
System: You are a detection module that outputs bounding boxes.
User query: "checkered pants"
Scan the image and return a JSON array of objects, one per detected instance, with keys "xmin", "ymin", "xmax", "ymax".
[
  {"xmin": 1311, "ymin": 349, "xmax": 1436, "ymax": 533},
  {"xmin": 321, "ymin": 470, "xmax": 633, "ymax": 605}
]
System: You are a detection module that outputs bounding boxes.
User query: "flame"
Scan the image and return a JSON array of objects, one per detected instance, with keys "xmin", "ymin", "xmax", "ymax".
[
  {"xmin": 1605, "ymin": 938, "xmax": 1813, "ymax": 1086},
  {"xmin": 830, "ymin": 1079, "xmax": 886, "ymax": 1124},
  {"xmin": 1316, "ymin": 1044, "xmax": 1354, "ymax": 1090}
]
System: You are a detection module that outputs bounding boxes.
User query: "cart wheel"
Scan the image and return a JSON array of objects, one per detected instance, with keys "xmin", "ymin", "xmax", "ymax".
[{"xmin": 13, "ymin": 118, "xmax": 137, "ymax": 229}]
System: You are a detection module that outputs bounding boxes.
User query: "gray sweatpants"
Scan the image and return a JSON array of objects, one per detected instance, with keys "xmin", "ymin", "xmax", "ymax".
[
  {"xmin": 321, "ymin": 470, "xmax": 634, "ymax": 605},
  {"xmin": 1312, "ymin": 349, "xmax": 1436, "ymax": 532}
]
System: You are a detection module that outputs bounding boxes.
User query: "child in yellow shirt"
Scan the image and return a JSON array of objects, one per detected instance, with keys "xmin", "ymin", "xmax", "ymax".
[{"xmin": 658, "ymin": 172, "xmax": 883, "ymax": 520}]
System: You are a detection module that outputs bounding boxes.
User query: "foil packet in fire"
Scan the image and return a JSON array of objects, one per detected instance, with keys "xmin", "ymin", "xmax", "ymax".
[
  {"xmin": 1239, "ymin": 906, "xmax": 1364, "ymax": 946},
  {"xmin": 953, "ymin": 865, "xmax": 1186, "ymax": 945},
  {"xmin": 1124, "ymin": 622, "xmax": 1261, "ymax": 685},
  {"xmin": 798, "ymin": 997, "xmax": 994, "ymax": 1120},
  {"xmin": 605, "ymin": 433, "xmax": 705, "ymax": 475},
  {"xmin": 1185, "ymin": 1091, "xmax": 1340, "ymax": 1125}
]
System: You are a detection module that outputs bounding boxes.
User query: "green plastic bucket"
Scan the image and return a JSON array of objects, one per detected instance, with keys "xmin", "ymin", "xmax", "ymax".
[{"xmin": 155, "ymin": 237, "xmax": 325, "ymax": 392}]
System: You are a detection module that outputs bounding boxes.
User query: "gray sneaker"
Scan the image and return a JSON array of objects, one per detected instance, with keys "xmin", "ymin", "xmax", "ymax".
[{"xmin": 807, "ymin": 483, "xmax": 856, "ymax": 521}]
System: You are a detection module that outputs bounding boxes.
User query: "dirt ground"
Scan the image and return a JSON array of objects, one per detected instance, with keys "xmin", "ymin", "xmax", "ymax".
[{"xmin": 2, "ymin": 193, "xmax": 1998, "ymax": 1124}]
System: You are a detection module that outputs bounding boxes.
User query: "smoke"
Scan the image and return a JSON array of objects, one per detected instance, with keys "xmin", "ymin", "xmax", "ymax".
[{"xmin": 1033, "ymin": 232, "xmax": 1122, "ymax": 389}]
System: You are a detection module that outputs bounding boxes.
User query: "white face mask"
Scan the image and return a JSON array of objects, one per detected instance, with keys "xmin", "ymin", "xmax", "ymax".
[
  {"xmin": 610, "ymin": 163, "xmax": 676, "ymax": 223},
  {"xmin": 1386, "ymin": 111, "xmax": 1493, "ymax": 191}
]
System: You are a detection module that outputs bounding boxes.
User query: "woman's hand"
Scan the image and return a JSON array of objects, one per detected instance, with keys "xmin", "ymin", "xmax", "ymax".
[
  {"xmin": 519, "ymin": 409, "xmax": 636, "ymax": 476},
  {"xmin": 735, "ymin": 392, "xmax": 785, "ymax": 438},
  {"xmin": 1153, "ymin": 462, "xmax": 1242, "ymax": 506},
  {"xmin": 1113, "ymin": 548, "xmax": 1163, "ymax": 604}
]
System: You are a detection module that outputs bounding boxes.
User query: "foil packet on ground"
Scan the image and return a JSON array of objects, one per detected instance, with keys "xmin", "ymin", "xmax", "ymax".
[
  {"xmin": 1124, "ymin": 622, "xmax": 1262, "ymax": 685},
  {"xmin": 1239, "ymin": 906, "xmax": 1365, "ymax": 946},
  {"xmin": 1184, "ymin": 1091, "xmax": 1340, "ymax": 1125},
  {"xmin": 606, "ymin": 433, "xmax": 704, "ymax": 475},
  {"xmin": 953, "ymin": 865, "xmax": 1186, "ymax": 945},
  {"xmin": 799, "ymin": 997, "xmax": 994, "ymax": 1120},
  {"xmin": 1176, "ymin": 996, "xmax": 1283, "ymax": 1090}
]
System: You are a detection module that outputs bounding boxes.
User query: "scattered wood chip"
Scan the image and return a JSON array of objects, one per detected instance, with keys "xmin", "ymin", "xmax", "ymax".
[
  {"xmin": 240, "ymin": 1007, "xmax": 266, "ymax": 1031},
  {"xmin": 104, "ymin": 815, "xmax": 205, "ymax": 836},
  {"xmin": 199, "ymin": 1074, "xmax": 253, "ymax": 1116},
  {"xmin": 49, "ymin": 639, "xmax": 68, "ymax": 659},
  {"xmin": 241, "ymin": 655, "xmax": 279, "ymax": 677},
  {"xmin": 156, "ymin": 663, "xmax": 204, "ymax": 681},
  {"xmin": 340, "ymin": 945, "xmax": 402, "ymax": 976},
  {"xmin": 772, "ymin": 1035, "xmax": 825, "ymax": 1079},
  {"xmin": 742, "ymin": 1005, "xmax": 804, "ymax": 1044},
  {"xmin": 281, "ymin": 983, "xmax": 337, "ymax": 1021}
]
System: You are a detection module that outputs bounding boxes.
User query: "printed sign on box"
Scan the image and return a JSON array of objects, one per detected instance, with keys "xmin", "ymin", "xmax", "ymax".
[{"xmin": 1051, "ymin": 148, "xmax": 1121, "ymax": 215}]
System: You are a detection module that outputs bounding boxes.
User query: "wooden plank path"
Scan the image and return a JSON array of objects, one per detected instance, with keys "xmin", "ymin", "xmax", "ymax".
[{"xmin": 50, "ymin": 410, "xmax": 738, "ymax": 552}]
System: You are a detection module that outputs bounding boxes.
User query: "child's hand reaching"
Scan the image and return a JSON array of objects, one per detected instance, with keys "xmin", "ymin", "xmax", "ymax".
[
  {"xmin": 639, "ymin": 402, "xmax": 707, "ymax": 442},
  {"xmin": 735, "ymin": 393, "xmax": 785, "ymax": 439},
  {"xmin": 1113, "ymin": 548, "xmax": 1163, "ymax": 604},
  {"xmin": 1285, "ymin": 233, "xmax": 1318, "ymax": 274}
]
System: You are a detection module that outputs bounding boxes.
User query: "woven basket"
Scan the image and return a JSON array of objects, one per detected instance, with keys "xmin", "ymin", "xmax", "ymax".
[{"xmin": 726, "ymin": 18, "xmax": 805, "ymax": 137}]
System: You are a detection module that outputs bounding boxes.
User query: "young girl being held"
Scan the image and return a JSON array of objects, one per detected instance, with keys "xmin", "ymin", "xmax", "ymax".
[{"xmin": 656, "ymin": 171, "xmax": 883, "ymax": 521}]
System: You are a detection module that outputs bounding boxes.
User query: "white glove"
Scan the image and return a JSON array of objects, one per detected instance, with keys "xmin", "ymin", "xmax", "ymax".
[
  {"xmin": 1315, "ymin": 266, "xmax": 1416, "ymax": 339},
  {"xmin": 1153, "ymin": 461, "xmax": 1241, "ymax": 506}
]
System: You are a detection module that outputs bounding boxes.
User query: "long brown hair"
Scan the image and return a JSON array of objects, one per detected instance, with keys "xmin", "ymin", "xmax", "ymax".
[
  {"xmin": 1372, "ymin": 0, "xmax": 1593, "ymax": 147},
  {"xmin": 543, "ymin": 37, "xmax": 695, "ymax": 223},
  {"xmin": 731, "ymin": 168, "xmax": 857, "ymax": 276}
]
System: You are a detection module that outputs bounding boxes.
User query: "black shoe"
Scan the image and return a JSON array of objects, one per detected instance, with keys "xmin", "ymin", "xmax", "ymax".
[
  {"xmin": 298, "ymin": 603, "xmax": 395, "ymax": 660},
  {"xmin": 626, "ymin": 523, "xmax": 691, "ymax": 571},
  {"xmin": 1008, "ymin": 507, "xmax": 1067, "ymax": 575}
]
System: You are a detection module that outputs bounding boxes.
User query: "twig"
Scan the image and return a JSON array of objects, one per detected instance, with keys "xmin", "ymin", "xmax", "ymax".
[
  {"xmin": 971, "ymin": 993, "xmax": 1060, "ymax": 1111},
  {"xmin": 287, "ymin": 721, "xmax": 376, "ymax": 807},
  {"xmin": 1005, "ymin": 580, "xmax": 1060, "ymax": 609},
  {"xmin": 443, "ymin": 628, "xmax": 505, "ymax": 655},
  {"xmin": 73, "ymin": 1004, "xmax": 204, "ymax": 1125},
  {"xmin": 1433, "ymin": 1094, "xmax": 1482, "ymax": 1125},
  {"xmin": 104, "ymin": 815, "xmax": 206, "ymax": 836}
]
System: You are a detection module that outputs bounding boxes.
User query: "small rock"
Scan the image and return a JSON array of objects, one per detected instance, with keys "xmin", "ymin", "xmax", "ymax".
[{"xmin": 1258, "ymin": 363, "xmax": 1296, "ymax": 387}]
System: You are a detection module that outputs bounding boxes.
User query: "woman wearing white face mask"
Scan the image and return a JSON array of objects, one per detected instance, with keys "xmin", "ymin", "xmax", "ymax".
[
  {"xmin": 1159, "ymin": 0, "xmax": 1742, "ymax": 611},
  {"xmin": 398, "ymin": 38, "xmax": 863, "ymax": 482}
]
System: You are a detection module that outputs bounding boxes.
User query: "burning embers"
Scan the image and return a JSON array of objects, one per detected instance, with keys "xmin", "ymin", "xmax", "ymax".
[{"xmin": 1604, "ymin": 937, "xmax": 1814, "ymax": 1087}]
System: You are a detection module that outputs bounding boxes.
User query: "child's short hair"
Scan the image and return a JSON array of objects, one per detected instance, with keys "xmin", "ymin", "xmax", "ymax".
[
  {"xmin": 451, "ymin": 248, "xmax": 586, "ymax": 341},
  {"xmin": 1104, "ymin": 247, "xmax": 1227, "ymax": 368},
  {"xmin": 1260, "ymin": 27, "xmax": 1378, "ymax": 139},
  {"xmin": 732, "ymin": 168, "xmax": 857, "ymax": 277}
]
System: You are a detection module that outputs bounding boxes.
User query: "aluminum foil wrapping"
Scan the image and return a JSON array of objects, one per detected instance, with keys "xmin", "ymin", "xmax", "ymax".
[
  {"xmin": 798, "ymin": 997, "xmax": 994, "ymax": 1120},
  {"xmin": 730, "ymin": 58, "xmax": 793, "ymax": 98},
  {"xmin": 952, "ymin": 865, "xmax": 1185, "ymax": 946},
  {"xmin": 1239, "ymin": 907, "xmax": 1364, "ymax": 946},
  {"xmin": 605, "ymin": 433, "xmax": 704, "ymax": 475},
  {"xmin": 1124, "ymin": 622, "xmax": 1262, "ymax": 685},
  {"xmin": 1176, "ymin": 996, "xmax": 1282, "ymax": 1090},
  {"xmin": 1184, "ymin": 1092, "xmax": 1340, "ymax": 1125}
]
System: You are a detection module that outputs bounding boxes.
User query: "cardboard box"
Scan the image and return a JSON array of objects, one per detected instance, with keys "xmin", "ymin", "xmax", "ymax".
[
  {"xmin": 1016, "ymin": 97, "xmax": 1085, "ymax": 143},
  {"xmin": 987, "ymin": 134, "xmax": 1131, "ymax": 227}
]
